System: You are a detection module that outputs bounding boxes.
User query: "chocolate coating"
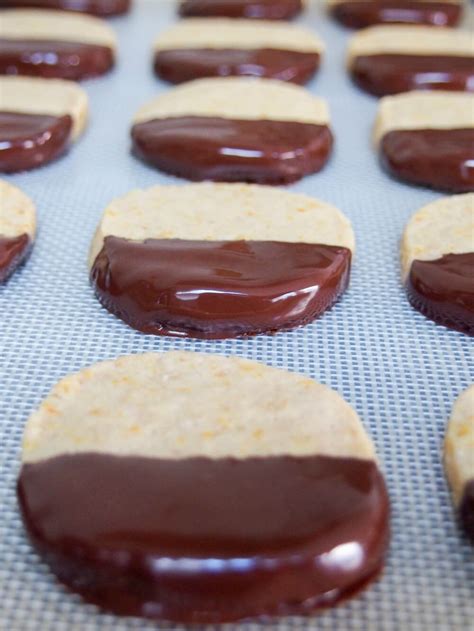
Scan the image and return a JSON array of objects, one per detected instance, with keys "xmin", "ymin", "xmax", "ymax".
[
  {"xmin": 131, "ymin": 117, "xmax": 333, "ymax": 184},
  {"xmin": 380, "ymin": 128, "xmax": 474, "ymax": 192},
  {"xmin": 154, "ymin": 48, "xmax": 320, "ymax": 85},
  {"xmin": 17, "ymin": 452, "xmax": 389, "ymax": 622},
  {"xmin": 0, "ymin": 111, "xmax": 72, "ymax": 172},
  {"xmin": 0, "ymin": 234, "xmax": 31, "ymax": 283},
  {"xmin": 351, "ymin": 54, "xmax": 474, "ymax": 96},
  {"xmin": 90, "ymin": 237, "xmax": 351, "ymax": 339},
  {"xmin": 406, "ymin": 253, "xmax": 474, "ymax": 336},
  {"xmin": 179, "ymin": 0, "xmax": 303, "ymax": 20},
  {"xmin": 0, "ymin": 39, "xmax": 114, "ymax": 80},
  {"xmin": 0, "ymin": 0, "xmax": 130, "ymax": 15},
  {"xmin": 459, "ymin": 479, "xmax": 474, "ymax": 543},
  {"xmin": 331, "ymin": 1, "xmax": 462, "ymax": 28}
]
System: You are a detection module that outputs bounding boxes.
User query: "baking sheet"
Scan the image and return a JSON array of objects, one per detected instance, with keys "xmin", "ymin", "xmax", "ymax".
[{"xmin": 1, "ymin": 1, "xmax": 473, "ymax": 629}]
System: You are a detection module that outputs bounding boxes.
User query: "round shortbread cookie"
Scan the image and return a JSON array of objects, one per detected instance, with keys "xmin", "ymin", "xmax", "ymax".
[
  {"xmin": 347, "ymin": 25, "xmax": 474, "ymax": 95},
  {"xmin": 153, "ymin": 18, "xmax": 323, "ymax": 84},
  {"xmin": 0, "ymin": 76, "xmax": 88, "ymax": 172},
  {"xmin": 0, "ymin": 180, "xmax": 36, "ymax": 282},
  {"xmin": 179, "ymin": 0, "xmax": 305, "ymax": 20},
  {"xmin": 374, "ymin": 91, "xmax": 474, "ymax": 192},
  {"xmin": 18, "ymin": 351, "xmax": 389, "ymax": 622},
  {"xmin": 444, "ymin": 385, "xmax": 474, "ymax": 542},
  {"xmin": 0, "ymin": 9, "xmax": 117, "ymax": 80},
  {"xmin": 0, "ymin": 0, "xmax": 131, "ymax": 16},
  {"xmin": 131, "ymin": 78, "xmax": 332, "ymax": 184},
  {"xmin": 328, "ymin": 0, "xmax": 462, "ymax": 29},
  {"xmin": 401, "ymin": 193, "xmax": 474, "ymax": 335},
  {"xmin": 89, "ymin": 183, "xmax": 354, "ymax": 339}
]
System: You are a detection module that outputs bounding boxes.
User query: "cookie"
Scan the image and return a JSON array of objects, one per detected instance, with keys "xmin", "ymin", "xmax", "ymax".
[
  {"xmin": 329, "ymin": 0, "xmax": 462, "ymax": 29},
  {"xmin": 347, "ymin": 25, "xmax": 474, "ymax": 95},
  {"xmin": 444, "ymin": 385, "xmax": 474, "ymax": 542},
  {"xmin": 179, "ymin": 0, "xmax": 304, "ymax": 20},
  {"xmin": 374, "ymin": 91, "xmax": 474, "ymax": 192},
  {"xmin": 0, "ymin": 76, "xmax": 88, "ymax": 172},
  {"xmin": 401, "ymin": 193, "xmax": 474, "ymax": 335},
  {"xmin": 131, "ymin": 78, "xmax": 333, "ymax": 184},
  {"xmin": 89, "ymin": 183, "xmax": 354, "ymax": 338},
  {"xmin": 0, "ymin": 9, "xmax": 117, "ymax": 80},
  {"xmin": 0, "ymin": 180, "xmax": 36, "ymax": 283},
  {"xmin": 17, "ymin": 351, "xmax": 390, "ymax": 622},
  {"xmin": 153, "ymin": 18, "xmax": 323, "ymax": 85},
  {"xmin": 0, "ymin": 0, "xmax": 131, "ymax": 16}
]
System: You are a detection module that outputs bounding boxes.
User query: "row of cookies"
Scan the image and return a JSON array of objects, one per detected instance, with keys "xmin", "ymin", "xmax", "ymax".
[
  {"xmin": 3, "ymin": 178, "xmax": 473, "ymax": 337},
  {"xmin": 2, "ymin": 0, "xmax": 466, "ymax": 26},
  {"xmin": 1, "ymin": 8, "xmax": 473, "ymax": 90},
  {"xmin": 2, "ymin": 74, "xmax": 472, "ymax": 193}
]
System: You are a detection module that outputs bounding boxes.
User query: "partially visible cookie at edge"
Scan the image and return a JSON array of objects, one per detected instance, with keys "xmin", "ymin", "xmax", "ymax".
[
  {"xmin": 444, "ymin": 384, "xmax": 474, "ymax": 542},
  {"xmin": 0, "ymin": 0, "xmax": 131, "ymax": 17},
  {"xmin": 347, "ymin": 25, "xmax": 474, "ymax": 96},
  {"xmin": 131, "ymin": 77, "xmax": 333, "ymax": 184},
  {"xmin": 0, "ymin": 180, "xmax": 36, "ymax": 283},
  {"xmin": 374, "ymin": 91, "xmax": 474, "ymax": 192},
  {"xmin": 178, "ymin": 0, "xmax": 305, "ymax": 20},
  {"xmin": 17, "ymin": 351, "xmax": 390, "ymax": 622},
  {"xmin": 328, "ymin": 0, "xmax": 463, "ymax": 29},
  {"xmin": 401, "ymin": 193, "xmax": 474, "ymax": 335},
  {"xmin": 0, "ymin": 76, "xmax": 88, "ymax": 172},
  {"xmin": 0, "ymin": 9, "xmax": 117, "ymax": 80}
]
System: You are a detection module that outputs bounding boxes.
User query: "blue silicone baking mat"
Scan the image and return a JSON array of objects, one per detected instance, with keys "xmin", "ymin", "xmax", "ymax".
[{"xmin": 1, "ymin": 1, "xmax": 473, "ymax": 629}]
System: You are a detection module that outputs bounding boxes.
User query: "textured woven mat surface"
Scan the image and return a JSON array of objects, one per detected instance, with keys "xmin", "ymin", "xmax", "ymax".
[{"xmin": 1, "ymin": 1, "xmax": 473, "ymax": 629}]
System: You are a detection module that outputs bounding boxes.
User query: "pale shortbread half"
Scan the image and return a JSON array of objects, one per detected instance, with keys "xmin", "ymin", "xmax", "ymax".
[
  {"xmin": 400, "ymin": 194, "xmax": 474, "ymax": 281},
  {"xmin": 0, "ymin": 76, "xmax": 88, "ymax": 141},
  {"xmin": 347, "ymin": 25, "xmax": 474, "ymax": 62},
  {"xmin": 444, "ymin": 385, "xmax": 474, "ymax": 505},
  {"xmin": 88, "ymin": 183, "xmax": 354, "ymax": 267},
  {"xmin": 374, "ymin": 91, "xmax": 474, "ymax": 144},
  {"xmin": 22, "ymin": 351, "xmax": 376, "ymax": 464},
  {"xmin": 0, "ymin": 9, "xmax": 117, "ymax": 50},
  {"xmin": 133, "ymin": 77, "xmax": 330, "ymax": 125},
  {"xmin": 153, "ymin": 18, "xmax": 323, "ymax": 53},
  {"xmin": 0, "ymin": 180, "xmax": 36, "ymax": 239}
]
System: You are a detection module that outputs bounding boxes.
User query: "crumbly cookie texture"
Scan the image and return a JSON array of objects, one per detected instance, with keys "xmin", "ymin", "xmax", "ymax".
[
  {"xmin": 347, "ymin": 25, "xmax": 474, "ymax": 61},
  {"xmin": 0, "ymin": 180, "xmax": 36, "ymax": 239},
  {"xmin": 0, "ymin": 76, "xmax": 88, "ymax": 140},
  {"xmin": 22, "ymin": 351, "xmax": 376, "ymax": 463},
  {"xmin": 154, "ymin": 18, "xmax": 323, "ymax": 53},
  {"xmin": 88, "ymin": 182, "xmax": 354, "ymax": 266},
  {"xmin": 374, "ymin": 91, "xmax": 474, "ymax": 143},
  {"xmin": 444, "ymin": 385, "xmax": 474, "ymax": 505},
  {"xmin": 132, "ymin": 77, "xmax": 330, "ymax": 125},
  {"xmin": 0, "ymin": 9, "xmax": 117, "ymax": 49},
  {"xmin": 400, "ymin": 194, "xmax": 474, "ymax": 280}
]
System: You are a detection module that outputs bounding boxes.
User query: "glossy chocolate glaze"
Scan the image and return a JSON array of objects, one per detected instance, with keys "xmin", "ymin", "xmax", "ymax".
[
  {"xmin": 0, "ymin": 39, "xmax": 114, "ymax": 80},
  {"xmin": 406, "ymin": 253, "xmax": 474, "ymax": 336},
  {"xmin": 459, "ymin": 479, "xmax": 474, "ymax": 543},
  {"xmin": 131, "ymin": 116, "xmax": 333, "ymax": 184},
  {"xmin": 154, "ymin": 48, "xmax": 320, "ymax": 85},
  {"xmin": 0, "ymin": 234, "xmax": 31, "ymax": 283},
  {"xmin": 0, "ymin": 111, "xmax": 72, "ymax": 172},
  {"xmin": 331, "ymin": 1, "xmax": 462, "ymax": 28},
  {"xmin": 17, "ymin": 452, "xmax": 389, "ymax": 622},
  {"xmin": 91, "ymin": 237, "xmax": 351, "ymax": 338},
  {"xmin": 179, "ymin": 0, "xmax": 303, "ymax": 20},
  {"xmin": 380, "ymin": 128, "xmax": 474, "ymax": 193},
  {"xmin": 0, "ymin": 0, "xmax": 130, "ymax": 15},
  {"xmin": 351, "ymin": 54, "xmax": 474, "ymax": 96}
]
